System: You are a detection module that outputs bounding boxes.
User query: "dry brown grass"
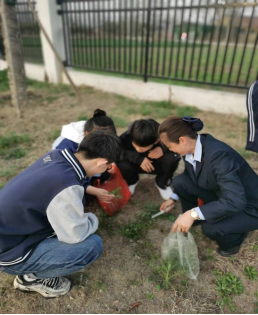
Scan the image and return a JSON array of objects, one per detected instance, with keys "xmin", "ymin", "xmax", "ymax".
[{"xmin": 0, "ymin": 82, "xmax": 258, "ymax": 314}]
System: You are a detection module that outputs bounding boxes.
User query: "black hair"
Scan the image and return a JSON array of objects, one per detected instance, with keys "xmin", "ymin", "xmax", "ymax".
[
  {"xmin": 131, "ymin": 119, "xmax": 159, "ymax": 147},
  {"xmin": 84, "ymin": 109, "xmax": 116, "ymax": 134},
  {"xmin": 77, "ymin": 130, "xmax": 122, "ymax": 164},
  {"xmin": 159, "ymin": 116, "xmax": 204, "ymax": 143}
]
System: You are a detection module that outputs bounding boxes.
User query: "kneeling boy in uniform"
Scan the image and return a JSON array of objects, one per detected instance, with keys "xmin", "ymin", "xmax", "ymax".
[{"xmin": 0, "ymin": 131, "xmax": 122, "ymax": 298}]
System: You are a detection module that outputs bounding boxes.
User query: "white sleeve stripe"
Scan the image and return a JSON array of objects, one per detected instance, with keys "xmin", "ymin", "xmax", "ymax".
[{"xmin": 248, "ymin": 83, "xmax": 255, "ymax": 142}]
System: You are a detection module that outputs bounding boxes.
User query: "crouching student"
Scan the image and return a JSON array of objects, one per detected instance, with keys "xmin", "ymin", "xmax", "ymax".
[
  {"xmin": 0, "ymin": 131, "xmax": 122, "ymax": 298},
  {"xmin": 53, "ymin": 108, "xmax": 116, "ymax": 204},
  {"xmin": 159, "ymin": 117, "xmax": 258, "ymax": 257},
  {"xmin": 117, "ymin": 119, "xmax": 180, "ymax": 199}
]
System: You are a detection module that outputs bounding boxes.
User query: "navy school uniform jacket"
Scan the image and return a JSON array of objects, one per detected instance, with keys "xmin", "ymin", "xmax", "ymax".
[
  {"xmin": 184, "ymin": 134, "xmax": 258, "ymax": 223},
  {"xmin": 0, "ymin": 148, "xmax": 98, "ymax": 267},
  {"xmin": 246, "ymin": 81, "xmax": 258, "ymax": 153},
  {"xmin": 120, "ymin": 119, "xmax": 180, "ymax": 164}
]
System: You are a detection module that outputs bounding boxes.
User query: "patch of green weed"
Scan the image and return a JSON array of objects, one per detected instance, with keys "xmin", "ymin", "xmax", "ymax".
[
  {"xmin": 228, "ymin": 132, "xmax": 237, "ymax": 139},
  {"xmin": 146, "ymin": 292, "xmax": 154, "ymax": 300},
  {"xmin": 206, "ymin": 248, "xmax": 214, "ymax": 261},
  {"xmin": 0, "ymin": 182, "xmax": 4, "ymax": 189},
  {"xmin": 0, "ymin": 133, "xmax": 31, "ymax": 159},
  {"xmin": 0, "ymin": 133, "xmax": 31, "ymax": 149},
  {"xmin": 72, "ymin": 272, "xmax": 89, "ymax": 288},
  {"xmin": 48, "ymin": 129, "xmax": 61, "ymax": 141},
  {"xmin": 236, "ymin": 148, "xmax": 255, "ymax": 159},
  {"xmin": 253, "ymin": 244, "xmax": 258, "ymax": 251},
  {"xmin": 239, "ymin": 117, "xmax": 248, "ymax": 123},
  {"xmin": 176, "ymin": 105, "xmax": 199, "ymax": 117},
  {"xmin": 0, "ymin": 166, "xmax": 19, "ymax": 180},
  {"xmin": 99, "ymin": 212, "xmax": 116, "ymax": 235},
  {"xmin": 0, "ymin": 70, "xmax": 9, "ymax": 92},
  {"xmin": 77, "ymin": 114, "xmax": 88, "ymax": 121},
  {"xmin": 149, "ymin": 258, "xmax": 186, "ymax": 290},
  {"xmin": 5, "ymin": 148, "xmax": 26, "ymax": 159},
  {"xmin": 140, "ymin": 103, "xmax": 152, "ymax": 116},
  {"xmin": 116, "ymin": 95, "xmax": 136, "ymax": 106},
  {"xmin": 110, "ymin": 115, "xmax": 130, "ymax": 128},
  {"xmin": 46, "ymin": 95, "xmax": 59, "ymax": 103},
  {"xmin": 244, "ymin": 266, "xmax": 258, "ymax": 280},
  {"xmin": 214, "ymin": 269, "xmax": 244, "ymax": 311}
]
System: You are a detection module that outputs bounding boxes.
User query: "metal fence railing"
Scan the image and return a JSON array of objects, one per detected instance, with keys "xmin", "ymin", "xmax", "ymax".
[
  {"xmin": 58, "ymin": 0, "xmax": 258, "ymax": 89},
  {"xmin": 16, "ymin": 0, "xmax": 43, "ymax": 63}
]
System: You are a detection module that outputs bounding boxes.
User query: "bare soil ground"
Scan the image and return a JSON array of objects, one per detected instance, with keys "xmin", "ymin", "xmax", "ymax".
[{"xmin": 0, "ymin": 81, "xmax": 258, "ymax": 314}]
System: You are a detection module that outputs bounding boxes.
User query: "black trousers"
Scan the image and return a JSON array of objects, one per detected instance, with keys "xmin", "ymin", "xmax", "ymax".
[
  {"xmin": 173, "ymin": 172, "xmax": 258, "ymax": 250},
  {"xmin": 116, "ymin": 152, "xmax": 180, "ymax": 189}
]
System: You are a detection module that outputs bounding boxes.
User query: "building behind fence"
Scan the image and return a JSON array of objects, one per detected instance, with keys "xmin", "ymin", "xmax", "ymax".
[{"xmin": 14, "ymin": 0, "xmax": 258, "ymax": 89}]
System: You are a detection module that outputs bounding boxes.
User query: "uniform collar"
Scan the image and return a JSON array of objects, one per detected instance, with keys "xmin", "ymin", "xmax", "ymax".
[{"xmin": 60, "ymin": 148, "xmax": 87, "ymax": 180}]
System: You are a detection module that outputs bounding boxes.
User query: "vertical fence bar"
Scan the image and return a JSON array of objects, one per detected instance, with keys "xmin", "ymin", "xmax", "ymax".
[
  {"xmin": 25, "ymin": 2, "xmax": 36, "ymax": 60},
  {"xmin": 134, "ymin": 0, "xmax": 140, "ymax": 73},
  {"xmin": 65, "ymin": 2, "xmax": 73, "ymax": 66},
  {"xmin": 93, "ymin": 0, "xmax": 99, "ymax": 68},
  {"xmin": 118, "ymin": 0, "xmax": 122, "ymax": 71},
  {"xmin": 219, "ymin": 4, "xmax": 236, "ymax": 83},
  {"xmin": 168, "ymin": 0, "xmax": 178, "ymax": 78},
  {"xmin": 83, "ymin": 1, "xmax": 89, "ymax": 67},
  {"xmin": 101, "ymin": 1, "xmax": 107, "ymax": 69},
  {"xmin": 140, "ymin": 0, "xmax": 147, "ymax": 74},
  {"xmin": 236, "ymin": 3, "xmax": 256, "ymax": 86},
  {"xmin": 245, "ymin": 30, "xmax": 258, "ymax": 86},
  {"xmin": 175, "ymin": 0, "xmax": 185, "ymax": 78},
  {"xmin": 162, "ymin": 0, "xmax": 171, "ymax": 76},
  {"xmin": 182, "ymin": 0, "xmax": 193, "ymax": 79},
  {"xmin": 113, "ymin": 0, "xmax": 117, "ymax": 71},
  {"xmin": 211, "ymin": 5, "xmax": 226, "ymax": 82},
  {"xmin": 227, "ymin": 3, "xmax": 245, "ymax": 84},
  {"xmin": 203, "ymin": 5, "xmax": 217, "ymax": 81},
  {"xmin": 156, "ymin": 0, "xmax": 164, "ymax": 76},
  {"xmin": 107, "ymin": 0, "xmax": 112, "ymax": 69},
  {"xmin": 61, "ymin": 2, "xmax": 69, "ymax": 65},
  {"xmin": 144, "ymin": 0, "xmax": 152, "ymax": 82},
  {"xmin": 29, "ymin": 2, "xmax": 37, "ymax": 60},
  {"xmin": 124, "ymin": 0, "xmax": 127, "ymax": 72},
  {"xmin": 97, "ymin": 0, "xmax": 102, "ymax": 69},
  {"xmin": 189, "ymin": 0, "xmax": 201, "ymax": 79},
  {"xmin": 195, "ymin": 0, "xmax": 209, "ymax": 80},
  {"xmin": 149, "ymin": 0, "xmax": 156, "ymax": 76},
  {"xmin": 73, "ymin": 2, "xmax": 79, "ymax": 66},
  {"xmin": 129, "ymin": 0, "xmax": 134, "ymax": 73},
  {"xmin": 67, "ymin": 2, "xmax": 75, "ymax": 65},
  {"xmin": 77, "ymin": 2, "xmax": 83, "ymax": 66}
]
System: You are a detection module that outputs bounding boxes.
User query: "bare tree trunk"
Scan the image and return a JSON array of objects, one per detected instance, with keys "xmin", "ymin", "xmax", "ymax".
[{"xmin": 0, "ymin": 0, "xmax": 27, "ymax": 116}]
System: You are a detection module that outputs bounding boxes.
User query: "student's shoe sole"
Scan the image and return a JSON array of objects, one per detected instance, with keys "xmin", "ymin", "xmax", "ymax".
[{"xmin": 13, "ymin": 277, "xmax": 71, "ymax": 298}]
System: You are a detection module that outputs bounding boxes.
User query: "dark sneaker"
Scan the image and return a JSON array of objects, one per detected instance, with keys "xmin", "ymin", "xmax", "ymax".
[
  {"xmin": 217, "ymin": 245, "xmax": 240, "ymax": 257},
  {"xmin": 217, "ymin": 233, "xmax": 248, "ymax": 257},
  {"xmin": 14, "ymin": 275, "xmax": 71, "ymax": 298}
]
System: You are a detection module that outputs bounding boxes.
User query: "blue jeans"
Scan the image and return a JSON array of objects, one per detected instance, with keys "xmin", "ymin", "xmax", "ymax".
[{"xmin": 2, "ymin": 234, "xmax": 103, "ymax": 278}]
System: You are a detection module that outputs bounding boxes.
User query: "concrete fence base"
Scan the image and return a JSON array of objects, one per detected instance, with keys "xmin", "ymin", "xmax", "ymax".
[{"xmin": 22, "ymin": 62, "xmax": 247, "ymax": 117}]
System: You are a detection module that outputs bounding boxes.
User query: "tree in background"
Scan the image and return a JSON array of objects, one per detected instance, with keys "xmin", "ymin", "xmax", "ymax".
[{"xmin": 0, "ymin": 0, "xmax": 27, "ymax": 116}]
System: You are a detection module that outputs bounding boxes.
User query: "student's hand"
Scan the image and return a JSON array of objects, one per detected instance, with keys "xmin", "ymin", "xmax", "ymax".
[
  {"xmin": 172, "ymin": 210, "xmax": 195, "ymax": 233},
  {"xmin": 160, "ymin": 199, "xmax": 175, "ymax": 213},
  {"xmin": 141, "ymin": 158, "xmax": 154, "ymax": 173},
  {"xmin": 148, "ymin": 147, "xmax": 164, "ymax": 159},
  {"xmin": 96, "ymin": 188, "xmax": 115, "ymax": 203}
]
